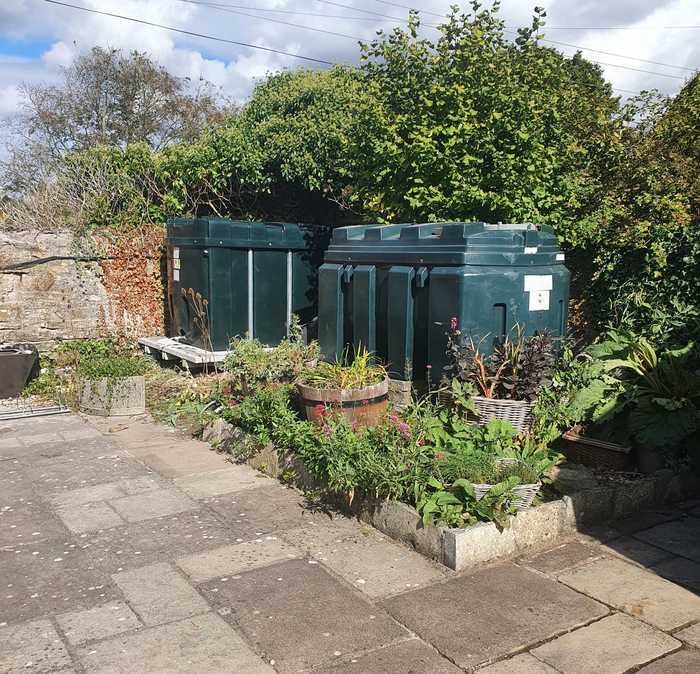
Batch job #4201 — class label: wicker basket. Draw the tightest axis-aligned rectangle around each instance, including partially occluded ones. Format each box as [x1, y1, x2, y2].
[471, 481, 540, 511]
[468, 396, 535, 433]
[560, 431, 632, 471]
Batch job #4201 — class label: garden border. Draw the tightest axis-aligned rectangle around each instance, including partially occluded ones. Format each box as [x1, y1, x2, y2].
[203, 418, 699, 571]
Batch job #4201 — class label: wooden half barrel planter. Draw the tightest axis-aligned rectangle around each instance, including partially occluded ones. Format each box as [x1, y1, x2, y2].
[79, 375, 146, 416]
[296, 378, 389, 428]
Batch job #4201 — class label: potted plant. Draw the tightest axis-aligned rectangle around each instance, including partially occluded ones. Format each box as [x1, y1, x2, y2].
[78, 354, 150, 416]
[296, 349, 389, 428]
[442, 324, 557, 433]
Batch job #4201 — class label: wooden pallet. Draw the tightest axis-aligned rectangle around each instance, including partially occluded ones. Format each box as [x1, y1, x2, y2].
[138, 336, 227, 365]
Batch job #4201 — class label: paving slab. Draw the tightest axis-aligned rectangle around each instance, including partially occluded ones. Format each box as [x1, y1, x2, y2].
[675, 622, 700, 648]
[637, 649, 700, 673]
[117, 475, 165, 494]
[281, 517, 372, 551]
[0, 502, 70, 546]
[311, 638, 462, 673]
[600, 537, 676, 568]
[0, 465, 35, 506]
[108, 488, 198, 523]
[635, 517, 700, 563]
[199, 558, 408, 673]
[136, 444, 229, 477]
[26, 451, 147, 495]
[206, 484, 328, 538]
[478, 653, 559, 673]
[309, 529, 446, 598]
[381, 562, 607, 671]
[652, 556, 700, 592]
[50, 482, 127, 508]
[112, 561, 210, 626]
[1, 540, 121, 624]
[83, 509, 235, 573]
[558, 557, 700, 630]
[56, 600, 141, 645]
[532, 613, 680, 674]
[0, 618, 73, 673]
[174, 465, 266, 498]
[55, 501, 125, 534]
[20, 431, 66, 447]
[177, 539, 300, 582]
[77, 613, 274, 673]
[517, 541, 602, 576]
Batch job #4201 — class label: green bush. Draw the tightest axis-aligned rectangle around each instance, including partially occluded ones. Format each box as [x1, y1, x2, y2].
[77, 355, 150, 380]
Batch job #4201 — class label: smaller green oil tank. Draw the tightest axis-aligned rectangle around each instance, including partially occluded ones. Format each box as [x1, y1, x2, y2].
[167, 218, 329, 351]
[318, 222, 570, 383]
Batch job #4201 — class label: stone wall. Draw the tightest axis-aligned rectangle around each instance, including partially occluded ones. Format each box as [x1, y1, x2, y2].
[0, 229, 164, 349]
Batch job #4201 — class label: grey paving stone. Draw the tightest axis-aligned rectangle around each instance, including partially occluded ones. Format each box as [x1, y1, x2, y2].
[382, 562, 607, 671]
[1, 540, 121, 623]
[177, 539, 300, 583]
[83, 509, 234, 573]
[675, 622, 700, 648]
[652, 556, 700, 592]
[206, 484, 329, 538]
[601, 537, 676, 568]
[21, 431, 65, 446]
[56, 501, 125, 534]
[0, 618, 73, 673]
[174, 465, 266, 498]
[108, 488, 198, 523]
[0, 436, 23, 456]
[77, 613, 274, 673]
[199, 558, 408, 673]
[0, 465, 35, 506]
[56, 600, 141, 645]
[60, 427, 103, 441]
[136, 443, 229, 477]
[0, 502, 69, 546]
[608, 509, 683, 536]
[309, 530, 446, 598]
[635, 517, 700, 563]
[50, 482, 126, 508]
[282, 517, 371, 552]
[312, 638, 462, 673]
[517, 541, 602, 575]
[118, 475, 164, 495]
[637, 650, 700, 673]
[532, 613, 680, 674]
[478, 653, 559, 673]
[558, 557, 700, 630]
[112, 561, 209, 626]
[27, 451, 147, 494]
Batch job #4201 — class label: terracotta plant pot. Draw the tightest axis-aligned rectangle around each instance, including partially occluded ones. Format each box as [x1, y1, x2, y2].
[296, 378, 389, 428]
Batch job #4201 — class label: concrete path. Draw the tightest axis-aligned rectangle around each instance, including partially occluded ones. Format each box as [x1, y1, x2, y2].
[0, 413, 698, 673]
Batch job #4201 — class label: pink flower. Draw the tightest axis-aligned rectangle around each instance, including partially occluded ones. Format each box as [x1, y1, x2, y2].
[322, 424, 332, 435]
[397, 422, 411, 439]
[417, 438, 425, 446]
[361, 399, 369, 406]
[227, 400, 236, 408]
[222, 385, 231, 395]
[450, 317, 457, 331]
[314, 403, 327, 417]
[350, 418, 358, 431]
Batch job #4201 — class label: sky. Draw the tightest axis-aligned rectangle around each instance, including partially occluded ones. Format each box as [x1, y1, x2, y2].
[0, 0, 698, 121]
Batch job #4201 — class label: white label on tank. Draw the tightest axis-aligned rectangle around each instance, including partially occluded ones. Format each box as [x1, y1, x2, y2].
[173, 269, 180, 282]
[524, 246, 538, 255]
[556, 253, 565, 261]
[524, 275, 552, 292]
[173, 247, 179, 259]
[529, 290, 550, 311]
[173, 258, 181, 269]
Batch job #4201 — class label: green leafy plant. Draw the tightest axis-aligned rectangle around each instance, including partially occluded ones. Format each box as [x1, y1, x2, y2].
[77, 355, 150, 380]
[300, 348, 386, 390]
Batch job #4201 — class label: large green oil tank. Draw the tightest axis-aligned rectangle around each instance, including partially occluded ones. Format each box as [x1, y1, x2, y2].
[318, 222, 570, 383]
[167, 218, 329, 351]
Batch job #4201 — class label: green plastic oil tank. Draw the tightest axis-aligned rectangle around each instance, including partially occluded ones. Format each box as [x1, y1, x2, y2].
[318, 222, 570, 383]
[167, 218, 329, 351]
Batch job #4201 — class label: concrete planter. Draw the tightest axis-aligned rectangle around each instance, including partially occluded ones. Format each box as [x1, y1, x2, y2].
[79, 375, 145, 416]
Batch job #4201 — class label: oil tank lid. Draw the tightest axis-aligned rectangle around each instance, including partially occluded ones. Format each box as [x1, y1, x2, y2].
[167, 218, 325, 250]
[324, 222, 565, 266]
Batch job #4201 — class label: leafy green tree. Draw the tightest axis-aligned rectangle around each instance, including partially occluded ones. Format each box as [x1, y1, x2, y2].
[349, 2, 622, 242]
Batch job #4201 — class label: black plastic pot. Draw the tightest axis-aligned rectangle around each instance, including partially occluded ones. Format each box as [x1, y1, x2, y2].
[0, 344, 40, 399]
